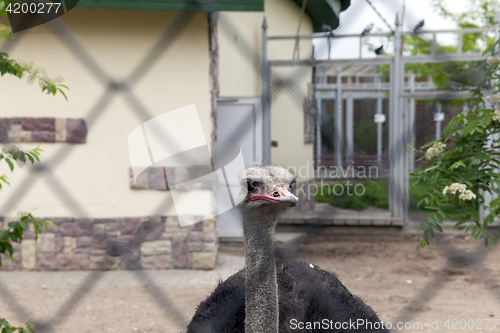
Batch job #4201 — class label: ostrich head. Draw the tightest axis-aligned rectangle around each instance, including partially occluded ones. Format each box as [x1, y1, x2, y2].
[238, 165, 298, 226]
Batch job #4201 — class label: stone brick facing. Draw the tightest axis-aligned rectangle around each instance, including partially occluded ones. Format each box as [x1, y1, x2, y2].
[0, 117, 87, 143]
[0, 216, 217, 271]
[23, 117, 55, 131]
[66, 118, 87, 143]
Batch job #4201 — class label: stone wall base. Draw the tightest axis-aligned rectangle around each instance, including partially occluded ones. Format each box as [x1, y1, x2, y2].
[0, 216, 218, 271]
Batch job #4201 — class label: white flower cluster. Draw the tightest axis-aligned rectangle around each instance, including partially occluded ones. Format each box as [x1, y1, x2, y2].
[487, 56, 500, 66]
[425, 142, 446, 160]
[442, 183, 476, 200]
[492, 108, 500, 122]
[486, 95, 500, 106]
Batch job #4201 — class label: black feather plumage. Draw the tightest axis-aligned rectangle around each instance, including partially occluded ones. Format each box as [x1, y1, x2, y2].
[187, 261, 388, 333]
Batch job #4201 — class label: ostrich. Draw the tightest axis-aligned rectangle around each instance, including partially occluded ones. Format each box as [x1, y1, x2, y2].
[187, 166, 388, 333]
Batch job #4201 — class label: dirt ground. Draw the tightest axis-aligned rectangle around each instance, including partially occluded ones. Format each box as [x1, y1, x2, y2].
[0, 232, 499, 333]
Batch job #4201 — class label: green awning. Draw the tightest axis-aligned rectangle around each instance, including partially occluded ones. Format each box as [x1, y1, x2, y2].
[74, 0, 350, 32]
[291, 0, 350, 32]
[75, 0, 264, 12]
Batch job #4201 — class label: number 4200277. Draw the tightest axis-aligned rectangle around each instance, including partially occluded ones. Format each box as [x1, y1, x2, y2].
[6, 2, 62, 14]
[443, 319, 498, 330]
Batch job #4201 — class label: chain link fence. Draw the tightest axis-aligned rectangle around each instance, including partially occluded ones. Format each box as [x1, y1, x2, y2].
[0, 2, 500, 332]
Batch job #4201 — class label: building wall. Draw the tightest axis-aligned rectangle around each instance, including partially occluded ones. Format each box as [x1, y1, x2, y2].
[0, 216, 217, 271]
[0, 2, 320, 269]
[0, 9, 212, 218]
[218, 0, 315, 179]
[218, 0, 313, 97]
[0, 9, 216, 269]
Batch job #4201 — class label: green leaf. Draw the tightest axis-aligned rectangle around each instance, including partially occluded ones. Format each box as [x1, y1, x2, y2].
[455, 220, 470, 227]
[20, 220, 28, 230]
[4, 158, 13, 171]
[490, 196, 500, 207]
[449, 160, 466, 170]
[423, 230, 429, 245]
[0, 230, 8, 240]
[4, 242, 13, 256]
[25, 153, 34, 164]
[57, 88, 68, 101]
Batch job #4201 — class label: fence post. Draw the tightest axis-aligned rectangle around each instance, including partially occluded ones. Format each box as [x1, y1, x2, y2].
[409, 73, 415, 173]
[261, 17, 271, 165]
[335, 65, 343, 169]
[376, 77, 383, 165]
[435, 102, 443, 140]
[346, 96, 354, 165]
[389, 13, 403, 217]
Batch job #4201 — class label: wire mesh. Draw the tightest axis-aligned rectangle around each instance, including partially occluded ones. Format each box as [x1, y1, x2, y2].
[0, 3, 500, 333]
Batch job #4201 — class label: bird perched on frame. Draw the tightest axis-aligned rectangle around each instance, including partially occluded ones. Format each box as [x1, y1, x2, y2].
[374, 45, 384, 55]
[413, 20, 425, 33]
[322, 23, 333, 33]
[361, 23, 374, 35]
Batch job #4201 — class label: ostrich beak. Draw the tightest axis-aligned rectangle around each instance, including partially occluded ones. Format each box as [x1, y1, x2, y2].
[249, 187, 299, 207]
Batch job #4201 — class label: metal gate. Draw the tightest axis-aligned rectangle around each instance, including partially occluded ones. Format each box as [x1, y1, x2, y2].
[262, 15, 499, 227]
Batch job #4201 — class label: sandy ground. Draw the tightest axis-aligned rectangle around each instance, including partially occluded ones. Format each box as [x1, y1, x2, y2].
[0, 232, 499, 333]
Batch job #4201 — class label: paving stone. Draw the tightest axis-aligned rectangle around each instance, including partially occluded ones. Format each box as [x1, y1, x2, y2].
[36, 253, 56, 271]
[22, 117, 55, 131]
[131, 168, 149, 189]
[89, 255, 121, 270]
[56, 254, 89, 270]
[60, 221, 93, 237]
[0, 118, 9, 142]
[55, 118, 66, 141]
[172, 237, 189, 268]
[32, 131, 55, 142]
[76, 236, 92, 248]
[189, 231, 215, 242]
[0, 252, 22, 271]
[121, 217, 139, 235]
[141, 220, 166, 241]
[64, 237, 76, 254]
[165, 216, 183, 233]
[55, 237, 64, 253]
[140, 240, 172, 256]
[203, 218, 216, 233]
[21, 240, 36, 270]
[188, 242, 203, 252]
[103, 221, 121, 231]
[141, 255, 172, 270]
[148, 167, 168, 190]
[8, 130, 32, 142]
[66, 118, 87, 143]
[202, 243, 215, 252]
[9, 118, 21, 125]
[191, 252, 216, 270]
[37, 233, 56, 253]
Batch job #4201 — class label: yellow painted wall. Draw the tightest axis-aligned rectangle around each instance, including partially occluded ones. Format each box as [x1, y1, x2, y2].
[0, 0, 317, 220]
[218, 0, 314, 97]
[218, 0, 315, 179]
[0, 9, 211, 218]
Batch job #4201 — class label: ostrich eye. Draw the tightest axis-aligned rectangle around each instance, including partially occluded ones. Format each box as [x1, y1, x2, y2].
[247, 179, 259, 192]
[289, 181, 296, 191]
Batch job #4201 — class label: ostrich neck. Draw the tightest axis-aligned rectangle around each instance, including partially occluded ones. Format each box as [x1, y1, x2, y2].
[242, 212, 278, 333]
